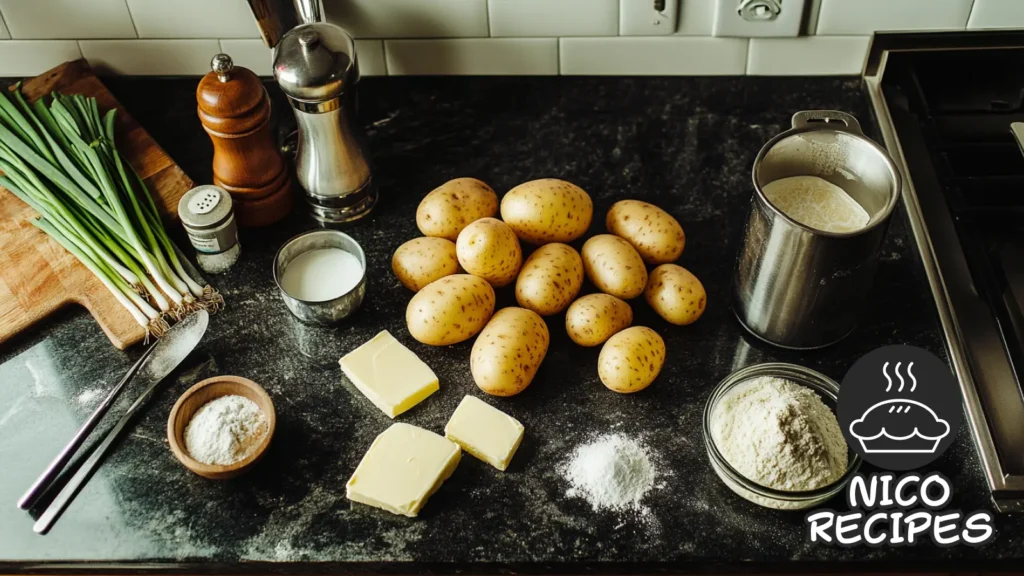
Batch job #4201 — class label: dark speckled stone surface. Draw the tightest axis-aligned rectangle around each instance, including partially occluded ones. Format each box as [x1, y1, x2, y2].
[0, 76, 1021, 573]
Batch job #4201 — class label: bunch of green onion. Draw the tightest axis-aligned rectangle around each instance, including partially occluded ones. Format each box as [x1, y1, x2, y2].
[0, 84, 222, 339]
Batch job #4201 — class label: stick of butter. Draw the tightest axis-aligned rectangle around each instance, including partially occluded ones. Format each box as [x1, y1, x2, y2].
[346, 423, 461, 517]
[444, 395, 524, 471]
[338, 330, 439, 418]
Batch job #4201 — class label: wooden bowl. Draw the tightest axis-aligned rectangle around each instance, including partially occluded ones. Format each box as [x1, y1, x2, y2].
[167, 375, 276, 479]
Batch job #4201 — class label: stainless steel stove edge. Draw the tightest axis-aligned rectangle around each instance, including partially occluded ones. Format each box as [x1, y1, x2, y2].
[864, 44, 1024, 513]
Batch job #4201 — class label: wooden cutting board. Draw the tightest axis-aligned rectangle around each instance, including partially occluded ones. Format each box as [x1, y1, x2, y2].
[0, 59, 195, 350]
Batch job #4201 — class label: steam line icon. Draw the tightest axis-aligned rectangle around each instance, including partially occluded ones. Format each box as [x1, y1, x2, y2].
[882, 361, 917, 392]
[849, 360, 950, 454]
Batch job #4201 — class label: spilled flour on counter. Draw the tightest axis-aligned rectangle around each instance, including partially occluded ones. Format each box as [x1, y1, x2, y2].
[76, 387, 103, 408]
[561, 433, 660, 520]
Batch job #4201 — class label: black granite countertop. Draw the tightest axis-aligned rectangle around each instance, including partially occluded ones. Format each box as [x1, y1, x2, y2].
[0, 76, 1020, 573]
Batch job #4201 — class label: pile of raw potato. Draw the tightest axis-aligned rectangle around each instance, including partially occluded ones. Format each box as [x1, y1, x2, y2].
[391, 178, 706, 397]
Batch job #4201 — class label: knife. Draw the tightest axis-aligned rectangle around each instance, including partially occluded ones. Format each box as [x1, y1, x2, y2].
[17, 344, 158, 510]
[33, 309, 209, 535]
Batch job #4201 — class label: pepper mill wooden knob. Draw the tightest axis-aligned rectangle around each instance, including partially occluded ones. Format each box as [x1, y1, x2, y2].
[197, 53, 293, 227]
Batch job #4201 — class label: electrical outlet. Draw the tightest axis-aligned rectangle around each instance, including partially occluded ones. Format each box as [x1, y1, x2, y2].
[712, 0, 804, 37]
[620, 0, 679, 36]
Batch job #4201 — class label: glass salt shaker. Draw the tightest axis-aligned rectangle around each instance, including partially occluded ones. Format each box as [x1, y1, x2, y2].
[178, 185, 241, 274]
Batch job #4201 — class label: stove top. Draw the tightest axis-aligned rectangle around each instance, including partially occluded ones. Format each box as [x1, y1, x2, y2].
[869, 33, 1024, 510]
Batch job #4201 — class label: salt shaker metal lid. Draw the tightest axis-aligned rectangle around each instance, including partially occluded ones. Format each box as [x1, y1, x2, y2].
[273, 23, 357, 103]
[179, 185, 234, 230]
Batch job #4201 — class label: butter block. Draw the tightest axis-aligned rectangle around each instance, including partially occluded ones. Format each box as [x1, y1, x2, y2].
[444, 395, 524, 471]
[346, 423, 461, 517]
[339, 330, 439, 418]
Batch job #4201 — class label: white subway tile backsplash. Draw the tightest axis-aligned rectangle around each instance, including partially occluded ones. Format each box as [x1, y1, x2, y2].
[218, 39, 272, 76]
[675, 0, 715, 36]
[0, 0, 136, 39]
[80, 39, 221, 75]
[560, 36, 747, 75]
[0, 40, 81, 76]
[324, 0, 489, 39]
[968, 0, 1024, 29]
[127, 0, 259, 39]
[490, 0, 617, 37]
[747, 36, 870, 75]
[355, 40, 387, 76]
[386, 38, 557, 75]
[816, 0, 972, 35]
[0, 0, 1008, 78]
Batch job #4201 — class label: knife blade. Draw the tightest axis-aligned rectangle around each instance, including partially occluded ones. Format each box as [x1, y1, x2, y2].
[33, 310, 210, 535]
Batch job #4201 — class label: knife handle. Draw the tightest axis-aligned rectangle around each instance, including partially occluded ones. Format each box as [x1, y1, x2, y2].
[33, 400, 134, 534]
[17, 344, 155, 511]
[33, 363, 168, 536]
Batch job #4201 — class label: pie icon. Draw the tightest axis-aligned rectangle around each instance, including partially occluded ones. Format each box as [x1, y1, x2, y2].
[848, 398, 951, 454]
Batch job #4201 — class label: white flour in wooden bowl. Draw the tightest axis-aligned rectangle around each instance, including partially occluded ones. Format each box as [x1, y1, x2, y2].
[185, 395, 268, 465]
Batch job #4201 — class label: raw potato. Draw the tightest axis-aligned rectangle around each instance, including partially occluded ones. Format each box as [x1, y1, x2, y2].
[471, 307, 550, 397]
[565, 293, 632, 347]
[606, 200, 686, 265]
[581, 234, 648, 300]
[500, 179, 593, 244]
[392, 237, 460, 292]
[645, 264, 706, 326]
[406, 274, 495, 346]
[456, 218, 522, 288]
[515, 243, 584, 316]
[416, 178, 499, 241]
[598, 326, 665, 394]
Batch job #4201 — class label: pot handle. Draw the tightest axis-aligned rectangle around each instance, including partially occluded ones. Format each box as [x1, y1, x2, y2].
[791, 110, 862, 135]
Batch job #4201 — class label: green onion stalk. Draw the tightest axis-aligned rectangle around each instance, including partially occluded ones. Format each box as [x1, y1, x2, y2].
[0, 84, 222, 338]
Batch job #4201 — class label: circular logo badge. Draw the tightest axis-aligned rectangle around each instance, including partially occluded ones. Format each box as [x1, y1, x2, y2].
[837, 345, 961, 471]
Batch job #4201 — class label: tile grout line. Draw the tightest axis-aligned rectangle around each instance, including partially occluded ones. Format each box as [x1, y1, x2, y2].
[965, 0, 978, 28]
[485, 0, 491, 37]
[122, 0, 141, 39]
[744, 37, 754, 75]
[382, 39, 393, 76]
[378, 39, 389, 76]
[556, 37, 562, 75]
[804, 0, 824, 35]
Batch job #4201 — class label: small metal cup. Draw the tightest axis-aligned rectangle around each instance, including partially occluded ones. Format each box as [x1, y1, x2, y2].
[733, 111, 901, 349]
[273, 229, 367, 325]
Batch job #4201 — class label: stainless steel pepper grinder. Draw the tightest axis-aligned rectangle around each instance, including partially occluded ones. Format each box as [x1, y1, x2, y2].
[247, 0, 376, 224]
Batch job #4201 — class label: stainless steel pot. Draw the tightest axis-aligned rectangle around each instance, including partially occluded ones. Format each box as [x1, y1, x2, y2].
[733, 110, 901, 349]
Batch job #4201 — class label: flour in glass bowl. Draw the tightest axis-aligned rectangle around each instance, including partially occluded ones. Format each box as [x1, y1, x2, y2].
[710, 376, 847, 492]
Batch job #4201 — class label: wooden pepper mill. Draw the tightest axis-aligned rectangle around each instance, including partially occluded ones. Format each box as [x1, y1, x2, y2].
[197, 53, 293, 227]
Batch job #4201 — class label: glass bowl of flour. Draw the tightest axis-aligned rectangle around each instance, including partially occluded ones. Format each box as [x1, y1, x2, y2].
[703, 362, 861, 510]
